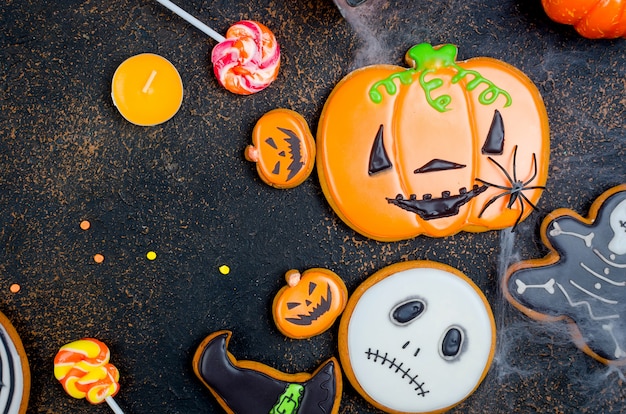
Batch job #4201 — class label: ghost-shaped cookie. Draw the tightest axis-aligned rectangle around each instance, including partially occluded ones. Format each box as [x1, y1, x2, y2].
[504, 185, 626, 365]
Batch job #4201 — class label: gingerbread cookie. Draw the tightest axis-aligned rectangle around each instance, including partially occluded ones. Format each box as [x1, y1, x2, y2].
[504, 184, 626, 365]
[317, 43, 550, 240]
[338, 261, 496, 413]
[193, 330, 342, 413]
[0, 311, 30, 414]
[272, 268, 348, 339]
[246, 109, 316, 189]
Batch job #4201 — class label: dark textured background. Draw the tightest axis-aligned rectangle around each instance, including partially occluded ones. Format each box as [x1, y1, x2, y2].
[0, 0, 624, 412]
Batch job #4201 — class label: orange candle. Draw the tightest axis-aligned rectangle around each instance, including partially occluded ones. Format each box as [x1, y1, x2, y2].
[111, 53, 183, 126]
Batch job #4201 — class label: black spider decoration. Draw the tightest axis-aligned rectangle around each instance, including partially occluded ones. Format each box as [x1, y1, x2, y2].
[476, 145, 545, 231]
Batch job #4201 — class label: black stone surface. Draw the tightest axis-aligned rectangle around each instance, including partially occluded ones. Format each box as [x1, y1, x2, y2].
[0, 0, 624, 413]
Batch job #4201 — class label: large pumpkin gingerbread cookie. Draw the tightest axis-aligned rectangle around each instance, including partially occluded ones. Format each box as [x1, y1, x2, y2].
[317, 43, 550, 240]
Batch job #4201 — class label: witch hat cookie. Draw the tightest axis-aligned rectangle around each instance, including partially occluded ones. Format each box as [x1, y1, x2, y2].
[193, 330, 342, 413]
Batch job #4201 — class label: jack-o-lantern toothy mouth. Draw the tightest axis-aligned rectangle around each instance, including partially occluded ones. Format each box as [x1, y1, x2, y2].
[364, 347, 429, 397]
[387, 185, 488, 220]
[285, 284, 333, 326]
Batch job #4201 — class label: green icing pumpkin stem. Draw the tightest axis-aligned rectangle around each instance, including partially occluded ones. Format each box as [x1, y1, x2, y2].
[369, 43, 512, 112]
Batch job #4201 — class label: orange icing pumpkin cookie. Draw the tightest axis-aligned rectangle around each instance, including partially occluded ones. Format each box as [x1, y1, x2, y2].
[193, 330, 342, 413]
[272, 268, 348, 339]
[246, 109, 316, 189]
[0, 310, 30, 414]
[317, 43, 550, 241]
[504, 184, 626, 365]
[338, 261, 496, 413]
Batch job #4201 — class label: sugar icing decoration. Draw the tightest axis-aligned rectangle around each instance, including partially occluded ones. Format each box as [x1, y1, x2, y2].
[338, 261, 496, 413]
[317, 43, 550, 240]
[193, 330, 342, 413]
[246, 109, 315, 189]
[369, 43, 512, 112]
[504, 185, 626, 365]
[272, 268, 348, 339]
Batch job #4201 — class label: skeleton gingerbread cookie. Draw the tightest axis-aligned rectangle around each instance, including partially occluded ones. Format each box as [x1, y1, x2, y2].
[338, 261, 496, 413]
[317, 43, 550, 240]
[504, 185, 626, 365]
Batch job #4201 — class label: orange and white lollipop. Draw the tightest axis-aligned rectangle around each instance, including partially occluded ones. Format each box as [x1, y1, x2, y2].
[54, 338, 124, 414]
[155, 0, 280, 95]
[211, 21, 280, 95]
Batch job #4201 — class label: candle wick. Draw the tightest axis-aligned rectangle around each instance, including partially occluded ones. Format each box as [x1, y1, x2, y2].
[142, 70, 158, 93]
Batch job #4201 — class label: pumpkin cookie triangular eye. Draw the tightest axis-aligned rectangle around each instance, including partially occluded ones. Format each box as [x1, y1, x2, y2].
[308, 282, 317, 295]
[482, 110, 505, 155]
[369, 124, 392, 175]
[287, 302, 300, 310]
[265, 137, 278, 149]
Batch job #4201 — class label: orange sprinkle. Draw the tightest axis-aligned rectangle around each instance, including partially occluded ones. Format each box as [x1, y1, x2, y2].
[93, 254, 105, 263]
[80, 220, 91, 230]
[9, 284, 20, 293]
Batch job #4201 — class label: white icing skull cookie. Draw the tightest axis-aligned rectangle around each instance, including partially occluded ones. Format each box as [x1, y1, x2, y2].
[338, 261, 496, 413]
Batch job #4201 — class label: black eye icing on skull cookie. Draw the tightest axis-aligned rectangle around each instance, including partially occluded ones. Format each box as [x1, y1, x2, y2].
[504, 184, 626, 365]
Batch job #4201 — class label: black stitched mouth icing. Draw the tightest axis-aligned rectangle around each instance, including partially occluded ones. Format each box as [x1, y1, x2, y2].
[386, 185, 487, 220]
[364, 348, 429, 397]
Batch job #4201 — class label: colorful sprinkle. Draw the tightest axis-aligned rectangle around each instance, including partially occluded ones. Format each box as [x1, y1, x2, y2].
[146, 251, 157, 261]
[80, 220, 91, 230]
[10, 283, 20, 293]
[93, 254, 105, 264]
[219, 265, 230, 275]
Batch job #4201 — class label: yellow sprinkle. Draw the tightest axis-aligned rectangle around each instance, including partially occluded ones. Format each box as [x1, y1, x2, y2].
[219, 265, 230, 275]
[146, 251, 157, 261]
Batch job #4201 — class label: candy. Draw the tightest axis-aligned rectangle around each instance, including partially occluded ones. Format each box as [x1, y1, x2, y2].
[54, 339, 121, 406]
[211, 21, 280, 95]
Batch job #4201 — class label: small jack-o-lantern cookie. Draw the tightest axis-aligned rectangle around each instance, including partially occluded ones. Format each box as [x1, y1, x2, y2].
[246, 109, 316, 189]
[193, 330, 342, 413]
[0, 310, 30, 414]
[273, 268, 348, 339]
[504, 184, 626, 365]
[317, 43, 550, 240]
[339, 261, 496, 413]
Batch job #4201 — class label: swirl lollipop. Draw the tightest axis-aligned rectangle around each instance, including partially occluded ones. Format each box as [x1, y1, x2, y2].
[54, 338, 124, 414]
[155, 0, 280, 95]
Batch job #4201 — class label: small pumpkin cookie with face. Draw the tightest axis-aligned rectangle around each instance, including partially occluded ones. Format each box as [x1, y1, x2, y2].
[273, 268, 348, 339]
[246, 109, 316, 189]
[317, 43, 550, 240]
[339, 261, 496, 413]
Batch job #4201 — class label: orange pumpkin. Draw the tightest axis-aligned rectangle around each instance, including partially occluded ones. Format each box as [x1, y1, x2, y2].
[272, 268, 348, 339]
[317, 43, 550, 241]
[542, 0, 626, 39]
[245, 109, 315, 189]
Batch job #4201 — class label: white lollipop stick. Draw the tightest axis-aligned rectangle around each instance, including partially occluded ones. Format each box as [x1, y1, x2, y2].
[155, 0, 226, 43]
[105, 396, 125, 414]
